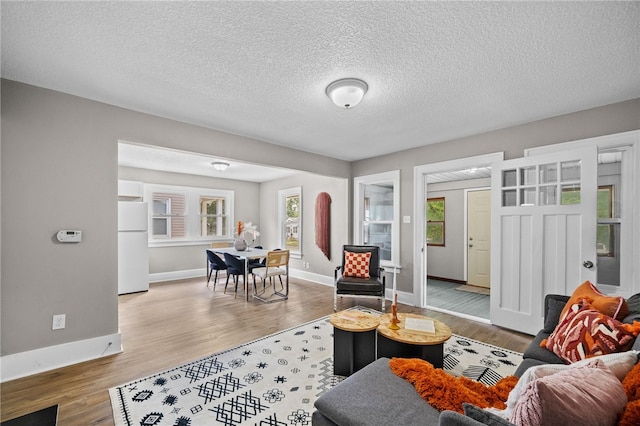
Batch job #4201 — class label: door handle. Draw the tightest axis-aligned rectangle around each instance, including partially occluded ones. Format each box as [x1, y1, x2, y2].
[583, 260, 594, 269]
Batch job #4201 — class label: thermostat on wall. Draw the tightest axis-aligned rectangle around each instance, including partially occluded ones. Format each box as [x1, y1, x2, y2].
[57, 230, 82, 243]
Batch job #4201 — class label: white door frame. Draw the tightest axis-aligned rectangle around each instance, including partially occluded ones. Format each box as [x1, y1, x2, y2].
[413, 152, 504, 308]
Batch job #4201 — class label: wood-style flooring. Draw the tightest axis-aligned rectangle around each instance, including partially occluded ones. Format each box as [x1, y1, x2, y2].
[0, 276, 533, 425]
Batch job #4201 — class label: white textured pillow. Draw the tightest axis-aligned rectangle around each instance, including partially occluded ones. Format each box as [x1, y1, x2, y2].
[502, 351, 637, 419]
[509, 359, 627, 426]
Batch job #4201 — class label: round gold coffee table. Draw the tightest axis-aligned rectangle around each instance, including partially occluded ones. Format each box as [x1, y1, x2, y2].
[330, 310, 380, 376]
[377, 313, 452, 368]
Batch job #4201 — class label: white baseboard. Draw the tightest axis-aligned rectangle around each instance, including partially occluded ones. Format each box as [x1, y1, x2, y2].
[385, 289, 413, 306]
[289, 269, 333, 286]
[0, 332, 122, 383]
[150, 267, 335, 287]
[148, 268, 413, 305]
[149, 268, 206, 283]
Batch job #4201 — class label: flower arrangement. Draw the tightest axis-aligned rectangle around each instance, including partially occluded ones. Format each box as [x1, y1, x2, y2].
[236, 220, 260, 243]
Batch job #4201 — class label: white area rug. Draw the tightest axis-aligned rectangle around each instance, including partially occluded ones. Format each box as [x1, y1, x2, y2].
[109, 310, 522, 426]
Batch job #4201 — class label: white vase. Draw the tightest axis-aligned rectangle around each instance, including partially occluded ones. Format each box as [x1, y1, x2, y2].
[234, 238, 247, 251]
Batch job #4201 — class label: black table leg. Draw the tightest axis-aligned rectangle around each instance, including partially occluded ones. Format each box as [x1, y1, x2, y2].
[333, 328, 377, 376]
[377, 334, 444, 368]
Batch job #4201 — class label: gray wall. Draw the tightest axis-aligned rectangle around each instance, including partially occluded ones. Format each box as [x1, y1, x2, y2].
[118, 166, 261, 275]
[260, 173, 349, 278]
[118, 167, 349, 279]
[352, 98, 640, 294]
[1, 79, 349, 357]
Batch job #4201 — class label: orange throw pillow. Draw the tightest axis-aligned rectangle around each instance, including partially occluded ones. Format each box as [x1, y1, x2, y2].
[389, 357, 517, 414]
[560, 281, 628, 321]
[343, 251, 371, 278]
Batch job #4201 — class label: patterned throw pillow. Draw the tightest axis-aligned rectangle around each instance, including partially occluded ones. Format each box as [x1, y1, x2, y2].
[545, 300, 640, 363]
[343, 251, 371, 278]
[560, 280, 628, 321]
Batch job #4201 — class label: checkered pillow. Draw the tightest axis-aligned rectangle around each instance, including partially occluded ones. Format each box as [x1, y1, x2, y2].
[343, 251, 371, 279]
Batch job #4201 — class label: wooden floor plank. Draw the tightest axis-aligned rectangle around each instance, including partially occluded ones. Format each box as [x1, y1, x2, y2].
[1, 277, 532, 425]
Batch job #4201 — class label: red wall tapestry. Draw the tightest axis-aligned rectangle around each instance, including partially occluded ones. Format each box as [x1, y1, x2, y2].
[315, 192, 331, 260]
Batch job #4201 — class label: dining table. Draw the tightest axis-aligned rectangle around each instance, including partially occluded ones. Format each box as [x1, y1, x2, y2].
[208, 247, 270, 301]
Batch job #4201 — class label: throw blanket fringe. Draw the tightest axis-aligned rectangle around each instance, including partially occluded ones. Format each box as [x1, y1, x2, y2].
[389, 358, 517, 414]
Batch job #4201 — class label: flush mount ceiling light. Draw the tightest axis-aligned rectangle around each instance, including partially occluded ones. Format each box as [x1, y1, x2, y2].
[326, 78, 368, 109]
[211, 161, 230, 171]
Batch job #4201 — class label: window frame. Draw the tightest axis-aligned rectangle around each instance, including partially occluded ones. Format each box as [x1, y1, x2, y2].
[199, 195, 228, 239]
[596, 184, 615, 257]
[144, 183, 234, 246]
[278, 187, 302, 259]
[353, 170, 400, 267]
[426, 197, 445, 247]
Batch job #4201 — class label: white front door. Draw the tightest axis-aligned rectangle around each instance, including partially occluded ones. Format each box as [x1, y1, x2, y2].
[467, 190, 491, 288]
[490, 147, 597, 335]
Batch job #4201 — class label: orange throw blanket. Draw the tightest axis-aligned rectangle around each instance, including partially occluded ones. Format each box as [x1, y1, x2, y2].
[389, 358, 518, 414]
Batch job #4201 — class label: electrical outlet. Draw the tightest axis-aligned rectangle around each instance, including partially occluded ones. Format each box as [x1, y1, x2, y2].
[52, 314, 66, 330]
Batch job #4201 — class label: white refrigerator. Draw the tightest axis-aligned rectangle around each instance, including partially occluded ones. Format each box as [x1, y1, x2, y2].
[118, 201, 149, 294]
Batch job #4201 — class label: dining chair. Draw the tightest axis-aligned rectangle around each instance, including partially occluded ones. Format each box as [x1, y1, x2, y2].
[247, 245, 265, 272]
[206, 250, 228, 290]
[223, 252, 247, 298]
[251, 250, 290, 303]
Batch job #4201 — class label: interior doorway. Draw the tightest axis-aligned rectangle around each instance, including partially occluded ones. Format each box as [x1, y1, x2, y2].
[413, 152, 504, 323]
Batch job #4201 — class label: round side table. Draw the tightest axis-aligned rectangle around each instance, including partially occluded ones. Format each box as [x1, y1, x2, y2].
[377, 313, 452, 368]
[329, 310, 380, 376]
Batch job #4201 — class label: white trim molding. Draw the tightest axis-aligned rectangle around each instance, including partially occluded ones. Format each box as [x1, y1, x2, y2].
[413, 152, 505, 308]
[353, 170, 401, 268]
[149, 268, 205, 283]
[1, 332, 122, 383]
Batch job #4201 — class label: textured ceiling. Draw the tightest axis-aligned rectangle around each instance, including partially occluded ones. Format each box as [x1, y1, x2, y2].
[2, 1, 639, 164]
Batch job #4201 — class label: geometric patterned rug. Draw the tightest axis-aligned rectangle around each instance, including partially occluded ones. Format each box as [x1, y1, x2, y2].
[109, 309, 522, 426]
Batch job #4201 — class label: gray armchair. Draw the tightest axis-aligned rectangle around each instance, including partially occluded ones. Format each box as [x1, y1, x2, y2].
[334, 245, 385, 311]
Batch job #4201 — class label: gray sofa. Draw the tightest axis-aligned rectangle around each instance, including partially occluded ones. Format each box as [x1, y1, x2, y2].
[312, 293, 640, 426]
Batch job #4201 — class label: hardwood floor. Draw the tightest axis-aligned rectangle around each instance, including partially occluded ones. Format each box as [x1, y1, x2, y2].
[0, 276, 533, 425]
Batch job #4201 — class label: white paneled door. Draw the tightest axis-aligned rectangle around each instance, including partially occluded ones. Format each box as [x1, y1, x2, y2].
[467, 190, 491, 288]
[490, 148, 597, 335]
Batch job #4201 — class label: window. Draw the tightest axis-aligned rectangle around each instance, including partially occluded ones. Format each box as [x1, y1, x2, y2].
[426, 197, 445, 246]
[278, 187, 302, 258]
[200, 196, 227, 237]
[501, 160, 583, 207]
[597, 185, 615, 257]
[151, 192, 185, 238]
[145, 184, 234, 245]
[354, 171, 400, 266]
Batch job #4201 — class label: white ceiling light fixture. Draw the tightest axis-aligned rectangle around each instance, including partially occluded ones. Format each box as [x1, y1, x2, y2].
[211, 161, 230, 171]
[326, 78, 368, 109]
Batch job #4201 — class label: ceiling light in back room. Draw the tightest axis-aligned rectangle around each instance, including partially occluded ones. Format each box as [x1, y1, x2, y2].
[326, 78, 368, 109]
[211, 161, 230, 171]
